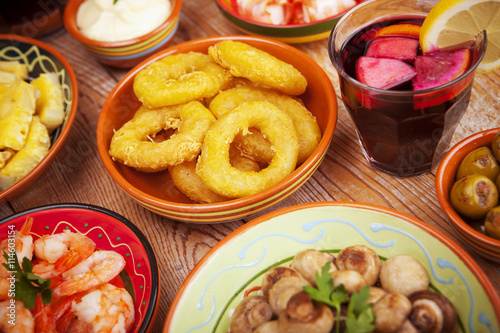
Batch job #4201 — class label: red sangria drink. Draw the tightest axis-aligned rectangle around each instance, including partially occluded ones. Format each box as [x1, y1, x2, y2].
[328, 0, 486, 177]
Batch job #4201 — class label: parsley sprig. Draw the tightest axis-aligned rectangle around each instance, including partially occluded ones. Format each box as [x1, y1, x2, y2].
[2, 250, 52, 309]
[303, 261, 375, 333]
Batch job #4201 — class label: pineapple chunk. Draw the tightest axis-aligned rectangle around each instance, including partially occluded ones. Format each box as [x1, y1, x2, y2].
[0, 81, 38, 150]
[31, 73, 65, 132]
[0, 70, 20, 84]
[0, 116, 50, 191]
[0, 61, 28, 81]
[0, 149, 14, 169]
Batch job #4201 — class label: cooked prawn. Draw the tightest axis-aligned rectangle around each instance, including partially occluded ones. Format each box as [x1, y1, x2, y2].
[68, 283, 135, 333]
[52, 250, 126, 297]
[32, 229, 96, 279]
[0, 300, 34, 333]
[0, 218, 34, 278]
[33, 294, 57, 333]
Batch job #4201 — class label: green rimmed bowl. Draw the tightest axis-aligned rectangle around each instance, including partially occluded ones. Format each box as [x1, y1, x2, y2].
[164, 201, 500, 332]
[215, 0, 364, 43]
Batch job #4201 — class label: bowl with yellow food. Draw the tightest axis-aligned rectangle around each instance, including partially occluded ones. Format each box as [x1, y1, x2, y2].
[64, 0, 182, 68]
[0, 34, 78, 204]
[97, 35, 337, 223]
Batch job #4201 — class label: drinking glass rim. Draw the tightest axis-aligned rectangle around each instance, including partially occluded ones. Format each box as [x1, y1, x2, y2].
[327, 1, 487, 96]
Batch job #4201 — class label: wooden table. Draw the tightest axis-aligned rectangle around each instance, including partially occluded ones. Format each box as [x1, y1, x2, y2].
[1, 0, 499, 331]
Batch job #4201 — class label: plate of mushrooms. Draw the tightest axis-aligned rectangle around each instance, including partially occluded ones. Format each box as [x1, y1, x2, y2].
[163, 201, 500, 333]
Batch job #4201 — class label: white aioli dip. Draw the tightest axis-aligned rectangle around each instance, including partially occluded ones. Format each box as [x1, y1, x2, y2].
[76, 0, 172, 42]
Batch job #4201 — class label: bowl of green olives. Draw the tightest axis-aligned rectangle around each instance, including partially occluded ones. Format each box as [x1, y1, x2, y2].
[436, 128, 500, 263]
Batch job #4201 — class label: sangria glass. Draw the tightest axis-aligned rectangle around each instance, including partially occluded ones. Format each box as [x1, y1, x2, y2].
[328, 0, 486, 177]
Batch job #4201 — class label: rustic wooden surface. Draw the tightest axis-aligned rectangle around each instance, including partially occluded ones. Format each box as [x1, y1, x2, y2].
[1, 0, 500, 331]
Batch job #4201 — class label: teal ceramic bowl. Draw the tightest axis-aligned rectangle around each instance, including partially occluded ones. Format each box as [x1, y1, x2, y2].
[63, 0, 182, 68]
[164, 201, 500, 332]
[215, 0, 364, 43]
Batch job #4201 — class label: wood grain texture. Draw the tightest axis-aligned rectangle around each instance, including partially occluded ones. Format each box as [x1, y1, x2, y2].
[0, 0, 499, 331]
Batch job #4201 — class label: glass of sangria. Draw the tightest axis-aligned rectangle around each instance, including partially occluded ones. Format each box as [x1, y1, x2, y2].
[328, 0, 486, 177]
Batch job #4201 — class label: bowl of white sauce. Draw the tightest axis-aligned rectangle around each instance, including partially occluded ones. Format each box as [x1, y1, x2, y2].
[64, 0, 182, 68]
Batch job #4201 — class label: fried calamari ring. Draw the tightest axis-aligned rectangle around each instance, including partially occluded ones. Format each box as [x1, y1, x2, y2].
[109, 101, 215, 172]
[209, 86, 321, 165]
[197, 101, 299, 198]
[133, 52, 233, 108]
[168, 146, 260, 204]
[208, 40, 307, 96]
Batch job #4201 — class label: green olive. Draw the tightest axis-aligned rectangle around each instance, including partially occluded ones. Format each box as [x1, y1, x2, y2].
[485, 206, 500, 240]
[450, 174, 499, 220]
[456, 146, 500, 182]
[492, 131, 500, 162]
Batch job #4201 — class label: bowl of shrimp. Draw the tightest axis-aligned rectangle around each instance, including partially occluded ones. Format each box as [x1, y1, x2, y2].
[214, 0, 365, 43]
[0, 203, 160, 333]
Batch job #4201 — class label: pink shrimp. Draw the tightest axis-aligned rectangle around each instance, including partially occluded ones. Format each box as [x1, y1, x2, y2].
[32, 229, 96, 279]
[292, 0, 357, 23]
[0, 217, 34, 278]
[0, 300, 34, 333]
[52, 250, 126, 297]
[234, 0, 294, 25]
[67, 283, 135, 333]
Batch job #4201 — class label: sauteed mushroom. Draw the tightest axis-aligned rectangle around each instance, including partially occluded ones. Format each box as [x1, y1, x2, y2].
[278, 291, 335, 333]
[379, 254, 429, 296]
[229, 295, 274, 333]
[261, 266, 306, 298]
[372, 292, 412, 333]
[336, 245, 381, 285]
[291, 249, 337, 286]
[408, 290, 458, 333]
[330, 269, 367, 294]
[366, 286, 387, 305]
[268, 276, 310, 315]
[254, 320, 280, 333]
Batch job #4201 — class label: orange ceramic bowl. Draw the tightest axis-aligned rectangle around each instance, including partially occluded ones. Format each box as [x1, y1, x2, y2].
[0, 203, 160, 332]
[96, 35, 337, 223]
[63, 0, 182, 68]
[0, 34, 78, 204]
[436, 128, 500, 263]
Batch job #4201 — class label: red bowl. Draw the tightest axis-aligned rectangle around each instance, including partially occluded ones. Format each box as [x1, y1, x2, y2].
[0, 203, 160, 332]
[436, 128, 500, 263]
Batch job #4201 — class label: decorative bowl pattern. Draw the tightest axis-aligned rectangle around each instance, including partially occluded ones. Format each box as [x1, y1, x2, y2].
[214, 0, 364, 43]
[436, 128, 500, 263]
[63, 0, 182, 68]
[0, 203, 160, 333]
[96, 35, 337, 223]
[164, 202, 500, 332]
[0, 34, 78, 204]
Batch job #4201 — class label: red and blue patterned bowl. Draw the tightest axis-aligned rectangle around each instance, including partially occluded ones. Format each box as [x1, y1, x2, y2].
[0, 203, 160, 332]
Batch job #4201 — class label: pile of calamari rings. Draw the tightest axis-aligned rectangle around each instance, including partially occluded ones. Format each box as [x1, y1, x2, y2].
[109, 40, 322, 203]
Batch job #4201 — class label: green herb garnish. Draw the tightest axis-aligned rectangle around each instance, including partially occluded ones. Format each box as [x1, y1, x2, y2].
[2, 250, 52, 309]
[303, 261, 375, 333]
[113, 0, 119, 3]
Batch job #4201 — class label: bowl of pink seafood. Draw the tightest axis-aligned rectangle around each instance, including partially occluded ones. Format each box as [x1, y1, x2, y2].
[0, 203, 160, 332]
[215, 0, 364, 43]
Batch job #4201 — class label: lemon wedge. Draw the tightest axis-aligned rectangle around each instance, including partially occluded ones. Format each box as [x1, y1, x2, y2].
[420, 0, 500, 73]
